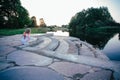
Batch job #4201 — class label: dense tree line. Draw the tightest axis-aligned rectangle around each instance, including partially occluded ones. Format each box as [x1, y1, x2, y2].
[69, 7, 120, 35]
[0, 0, 31, 29]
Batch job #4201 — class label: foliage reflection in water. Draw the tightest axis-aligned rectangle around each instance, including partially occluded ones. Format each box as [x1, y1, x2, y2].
[70, 29, 120, 61]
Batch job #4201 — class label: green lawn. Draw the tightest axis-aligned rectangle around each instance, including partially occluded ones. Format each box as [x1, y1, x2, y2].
[0, 28, 46, 36]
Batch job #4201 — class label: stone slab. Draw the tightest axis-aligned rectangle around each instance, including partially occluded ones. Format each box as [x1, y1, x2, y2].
[0, 62, 14, 71]
[35, 37, 51, 49]
[0, 35, 21, 46]
[0, 66, 64, 80]
[55, 39, 69, 54]
[44, 37, 60, 51]
[0, 46, 16, 56]
[81, 70, 112, 80]
[79, 44, 95, 57]
[0, 56, 6, 61]
[49, 61, 91, 77]
[7, 50, 53, 66]
[67, 40, 78, 55]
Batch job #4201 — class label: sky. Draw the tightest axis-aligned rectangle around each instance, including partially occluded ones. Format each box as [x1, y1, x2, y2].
[21, 0, 120, 26]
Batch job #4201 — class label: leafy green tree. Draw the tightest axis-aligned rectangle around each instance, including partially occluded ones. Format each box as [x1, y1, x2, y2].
[69, 7, 118, 35]
[0, 0, 31, 29]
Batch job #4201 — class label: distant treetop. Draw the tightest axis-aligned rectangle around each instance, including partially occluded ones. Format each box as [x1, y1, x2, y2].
[0, 0, 31, 29]
[69, 6, 119, 29]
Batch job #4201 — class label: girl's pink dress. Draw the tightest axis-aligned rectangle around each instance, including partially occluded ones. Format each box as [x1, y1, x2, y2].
[21, 32, 30, 45]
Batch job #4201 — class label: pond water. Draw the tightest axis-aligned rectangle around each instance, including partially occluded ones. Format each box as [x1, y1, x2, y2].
[46, 30, 69, 36]
[102, 34, 120, 61]
[48, 30, 120, 61]
[73, 31, 120, 61]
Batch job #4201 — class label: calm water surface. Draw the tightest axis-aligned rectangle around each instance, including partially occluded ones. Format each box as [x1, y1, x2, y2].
[47, 30, 69, 36]
[102, 34, 120, 61]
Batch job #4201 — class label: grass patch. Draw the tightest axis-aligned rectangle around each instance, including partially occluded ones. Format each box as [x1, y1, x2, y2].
[0, 29, 24, 36]
[0, 27, 48, 36]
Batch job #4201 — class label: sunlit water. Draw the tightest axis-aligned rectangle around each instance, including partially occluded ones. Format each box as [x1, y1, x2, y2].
[46, 30, 69, 36]
[102, 34, 120, 61]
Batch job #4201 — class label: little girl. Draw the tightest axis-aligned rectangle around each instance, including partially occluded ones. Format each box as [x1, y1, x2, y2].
[21, 28, 31, 45]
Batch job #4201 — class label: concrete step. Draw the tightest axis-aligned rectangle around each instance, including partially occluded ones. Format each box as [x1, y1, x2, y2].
[34, 37, 52, 49]
[66, 39, 79, 55]
[44, 37, 60, 51]
[54, 37, 69, 54]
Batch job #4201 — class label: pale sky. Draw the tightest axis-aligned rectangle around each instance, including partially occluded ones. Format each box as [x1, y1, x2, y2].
[21, 0, 120, 26]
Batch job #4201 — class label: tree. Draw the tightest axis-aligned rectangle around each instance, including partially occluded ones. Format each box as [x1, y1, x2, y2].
[39, 18, 47, 27]
[0, 0, 31, 29]
[31, 16, 37, 27]
[69, 7, 117, 35]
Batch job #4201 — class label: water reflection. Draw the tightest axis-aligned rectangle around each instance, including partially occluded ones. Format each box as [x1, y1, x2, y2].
[70, 29, 120, 60]
[102, 34, 120, 60]
[47, 30, 69, 36]
[72, 31, 115, 49]
[118, 33, 120, 40]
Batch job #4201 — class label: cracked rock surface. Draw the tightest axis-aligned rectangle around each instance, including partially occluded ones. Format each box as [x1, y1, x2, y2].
[0, 34, 119, 80]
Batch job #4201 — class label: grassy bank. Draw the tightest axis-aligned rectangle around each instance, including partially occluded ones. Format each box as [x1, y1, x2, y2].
[0, 28, 47, 36]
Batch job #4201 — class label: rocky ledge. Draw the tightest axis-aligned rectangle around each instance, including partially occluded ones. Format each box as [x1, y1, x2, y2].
[0, 34, 120, 80]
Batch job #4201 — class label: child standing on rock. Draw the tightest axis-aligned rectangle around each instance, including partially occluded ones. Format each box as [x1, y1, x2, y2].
[21, 28, 31, 45]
